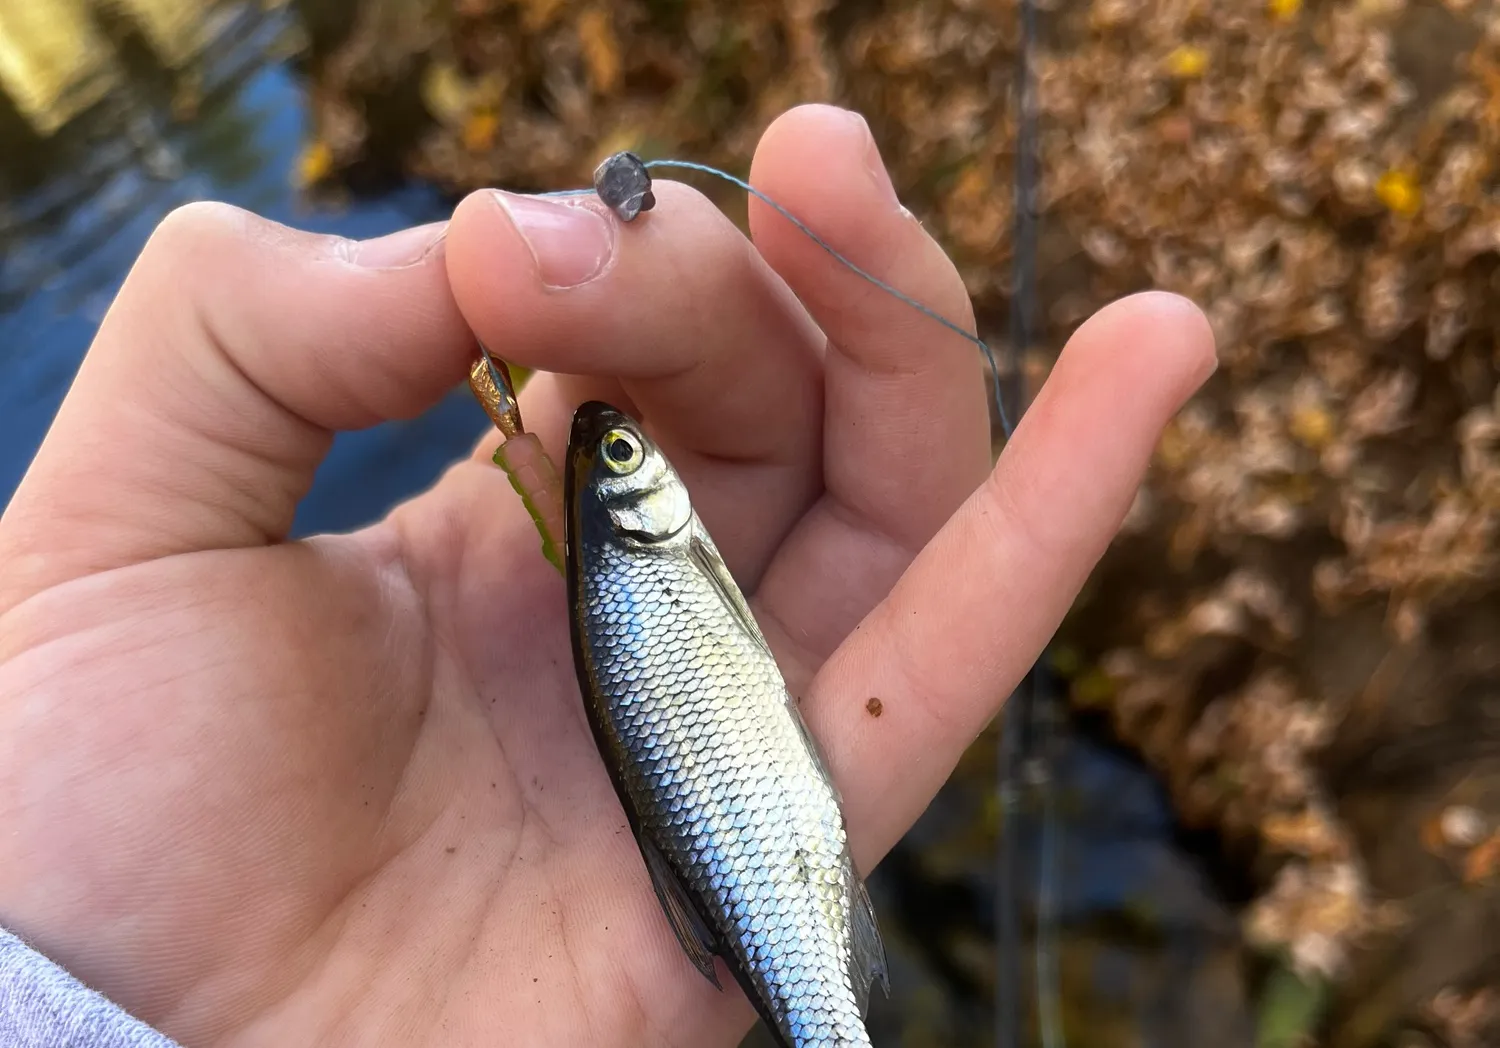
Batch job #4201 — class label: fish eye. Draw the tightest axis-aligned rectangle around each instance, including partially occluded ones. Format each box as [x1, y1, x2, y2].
[606, 435, 635, 463]
[601, 429, 642, 473]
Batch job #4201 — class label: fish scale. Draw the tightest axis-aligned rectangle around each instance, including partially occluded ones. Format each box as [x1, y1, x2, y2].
[583, 542, 865, 1043]
[565, 401, 886, 1048]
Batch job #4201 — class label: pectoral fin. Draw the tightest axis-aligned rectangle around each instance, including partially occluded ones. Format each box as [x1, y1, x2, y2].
[851, 877, 890, 1017]
[689, 518, 774, 659]
[639, 835, 723, 990]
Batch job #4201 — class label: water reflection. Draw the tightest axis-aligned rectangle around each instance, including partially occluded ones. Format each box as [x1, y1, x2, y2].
[840, 722, 1254, 1047]
[0, 0, 481, 534]
[0, 3, 1256, 1045]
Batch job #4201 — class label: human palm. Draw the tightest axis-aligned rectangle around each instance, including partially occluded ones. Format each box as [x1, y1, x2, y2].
[0, 105, 1214, 1048]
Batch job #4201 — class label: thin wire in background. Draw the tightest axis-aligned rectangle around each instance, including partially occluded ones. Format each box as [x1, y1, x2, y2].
[541, 159, 1013, 439]
[999, 0, 1067, 1044]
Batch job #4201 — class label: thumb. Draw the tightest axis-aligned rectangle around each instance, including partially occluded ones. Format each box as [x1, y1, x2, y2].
[0, 202, 477, 612]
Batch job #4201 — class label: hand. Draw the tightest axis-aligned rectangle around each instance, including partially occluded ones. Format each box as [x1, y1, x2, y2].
[0, 104, 1214, 1047]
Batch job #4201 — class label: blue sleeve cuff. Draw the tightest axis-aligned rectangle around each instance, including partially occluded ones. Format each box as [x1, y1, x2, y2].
[0, 927, 180, 1048]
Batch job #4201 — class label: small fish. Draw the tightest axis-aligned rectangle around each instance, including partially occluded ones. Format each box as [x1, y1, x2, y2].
[564, 401, 889, 1048]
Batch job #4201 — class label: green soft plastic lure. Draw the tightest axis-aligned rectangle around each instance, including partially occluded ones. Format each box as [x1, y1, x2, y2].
[468, 346, 564, 576]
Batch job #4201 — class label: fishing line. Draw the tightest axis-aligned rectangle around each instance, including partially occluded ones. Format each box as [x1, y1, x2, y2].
[523, 79, 1060, 1048]
[1033, 665, 1066, 1048]
[996, 680, 1027, 1048]
[999, 0, 1068, 1046]
[540, 155, 1015, 439]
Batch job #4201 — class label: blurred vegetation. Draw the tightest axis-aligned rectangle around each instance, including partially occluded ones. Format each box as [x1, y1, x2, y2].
[0, 0, 470, 535]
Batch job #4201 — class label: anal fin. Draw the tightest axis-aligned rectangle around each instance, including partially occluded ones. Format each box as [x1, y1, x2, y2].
[639, 835, 723, 990]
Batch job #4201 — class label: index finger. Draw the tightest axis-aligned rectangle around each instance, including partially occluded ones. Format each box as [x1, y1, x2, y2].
[444, 181, 825, 582]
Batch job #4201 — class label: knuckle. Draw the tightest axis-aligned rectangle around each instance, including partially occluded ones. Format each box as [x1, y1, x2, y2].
[649, 179, 765, 287]
[980, 458, 1059, 564]
[148, 200, 251, 254]
[657, 183, 750, 268]
[128, 203, 262, 337]
[653, 179, 747, 259]
[144, 202, 338, 274]
[651, 178, 720, 220]
[137, 202, 258, 285]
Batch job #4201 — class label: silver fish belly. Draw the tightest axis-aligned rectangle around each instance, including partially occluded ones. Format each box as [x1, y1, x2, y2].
[564, 401, 887, 1048]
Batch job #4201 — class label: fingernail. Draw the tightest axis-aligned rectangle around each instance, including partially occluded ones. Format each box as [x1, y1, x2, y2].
[349, 222, 448, 269]
[492, 191, 614, 289]
[845, 109, 899, 210]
